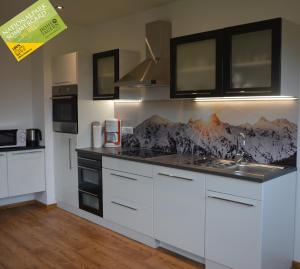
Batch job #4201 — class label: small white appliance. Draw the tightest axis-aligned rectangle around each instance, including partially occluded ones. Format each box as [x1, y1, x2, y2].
[104, 119, 121, 148]
[92, 122, 103, 148]
[0, 129, 26, 148]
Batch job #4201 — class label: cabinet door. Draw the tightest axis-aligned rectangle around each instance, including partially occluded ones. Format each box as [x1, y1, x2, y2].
[7, 150, 45, 197]
[54, 133, 78, 207]
[154, 166, 205, 256]
[205, 191, 262, 269]
[0, 153, 8, 199]
[52, 52, 78, 85]
[93, 49, 119, 100]
[170, 30, 222, 98]
[223, 18, 281, 96]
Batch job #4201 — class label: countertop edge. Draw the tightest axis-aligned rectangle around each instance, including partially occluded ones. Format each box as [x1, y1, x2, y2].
[0, 145, 45, 153]
[76, 148, 297, 183]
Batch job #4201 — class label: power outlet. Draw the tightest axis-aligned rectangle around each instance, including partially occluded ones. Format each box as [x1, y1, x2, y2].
[122, 126, 134, 135]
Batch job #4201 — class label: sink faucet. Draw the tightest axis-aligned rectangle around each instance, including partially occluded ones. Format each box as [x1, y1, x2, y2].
[235, 132, 246, 164]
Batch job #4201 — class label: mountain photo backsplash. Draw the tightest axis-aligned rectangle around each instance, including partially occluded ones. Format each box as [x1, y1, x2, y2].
[122, 113, 297, 166]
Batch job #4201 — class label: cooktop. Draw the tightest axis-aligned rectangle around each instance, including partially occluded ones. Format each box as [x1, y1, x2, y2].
[120, 148, 174, 159]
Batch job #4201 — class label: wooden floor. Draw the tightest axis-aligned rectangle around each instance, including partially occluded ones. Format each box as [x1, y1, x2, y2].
[0, 204, 204, 269]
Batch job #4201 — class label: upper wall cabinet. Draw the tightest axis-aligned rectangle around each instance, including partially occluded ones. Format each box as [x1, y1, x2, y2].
[93, 49, 140, 100]
[223, 18, 281, 96]
[93, 49, 119, 100]
[171, 30, 223, 98]
[171, 18, 300, 98]
[52, 52, 78, 86]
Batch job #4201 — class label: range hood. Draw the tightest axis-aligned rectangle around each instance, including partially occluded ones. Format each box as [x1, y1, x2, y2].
[115, 21, 171, 88]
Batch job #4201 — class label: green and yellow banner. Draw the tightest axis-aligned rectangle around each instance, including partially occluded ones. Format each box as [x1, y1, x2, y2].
[0, 0, 67, 61]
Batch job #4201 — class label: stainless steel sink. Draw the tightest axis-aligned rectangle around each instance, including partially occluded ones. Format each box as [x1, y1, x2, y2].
[207, 160, 285, 177]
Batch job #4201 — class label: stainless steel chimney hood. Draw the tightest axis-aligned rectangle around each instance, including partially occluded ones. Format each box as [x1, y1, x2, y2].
[115, 21, 171, 88]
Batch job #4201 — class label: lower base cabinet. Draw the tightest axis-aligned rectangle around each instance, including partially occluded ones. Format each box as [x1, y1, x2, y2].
[0, 153, 8, 199]
[205, 190, 262, 269]
[7, 150, 46, 197]
[103, 166, 154, 237]
[153, 166, 205, 257]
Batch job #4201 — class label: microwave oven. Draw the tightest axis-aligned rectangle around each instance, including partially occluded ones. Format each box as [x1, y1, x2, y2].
[0, 129, 26, 148]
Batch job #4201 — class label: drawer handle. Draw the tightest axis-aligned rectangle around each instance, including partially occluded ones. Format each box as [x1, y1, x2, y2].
[158, 172, 194, 181]
[78, 157, 99, 162]
[0, 154, 5, 157]
[207, 195, 254, 207]
[111, 173, 137, 181]
[12, 150, 43, 155]
[79, 190, 98, 197]
[111, 201, 138, 211]
[78, 166, 99, 172]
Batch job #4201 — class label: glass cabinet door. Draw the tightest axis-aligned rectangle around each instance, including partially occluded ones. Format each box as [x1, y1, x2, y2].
[223, 18, 281, 96]
[93, 49, 119, 100]
[171, 30, 222, 98]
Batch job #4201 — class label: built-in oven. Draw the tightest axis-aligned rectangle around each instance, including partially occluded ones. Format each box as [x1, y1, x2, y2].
[0, 129, 26, 148]
[52, 84, 78, 134]
[78, 152, 103, 217]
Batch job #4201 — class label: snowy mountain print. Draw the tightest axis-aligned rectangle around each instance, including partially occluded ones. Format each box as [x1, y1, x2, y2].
[122, 114, 297, 166]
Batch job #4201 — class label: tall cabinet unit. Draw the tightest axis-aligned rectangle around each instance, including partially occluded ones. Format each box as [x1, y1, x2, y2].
[54, 133, 78, 208]
[170, 30, 222, 98]
[0, 153, 8, 199]
[52, 52, 79, 209]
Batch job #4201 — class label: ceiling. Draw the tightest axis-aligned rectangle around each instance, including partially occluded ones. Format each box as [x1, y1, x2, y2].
[0, 0, 176, 26]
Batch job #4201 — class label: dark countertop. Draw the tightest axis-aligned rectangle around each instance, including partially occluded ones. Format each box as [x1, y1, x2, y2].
[0, 145, 45, 153]
[76, 147, 297, 183]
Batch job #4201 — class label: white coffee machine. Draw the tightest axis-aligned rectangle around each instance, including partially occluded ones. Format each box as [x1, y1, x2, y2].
[104, 119, 121, 148]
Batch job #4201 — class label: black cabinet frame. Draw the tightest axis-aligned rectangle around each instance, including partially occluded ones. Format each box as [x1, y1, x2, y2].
[93, 49, 120, 100]
[222, 18, 281, 96]
[170, 18, 282, 99]
[170, 29, 223, 98]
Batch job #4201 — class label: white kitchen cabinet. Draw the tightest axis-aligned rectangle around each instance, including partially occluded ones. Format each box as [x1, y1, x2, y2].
[205, 173, 296, 269]
[102, 160, 154, 237]
[0, 153, 8, 199]
[153, 166, 205, 257]
[54, 133, 78, 208]
[7, 150, 45, 197]
[206, 190, 262, 269]
[52, 52, 78, 85]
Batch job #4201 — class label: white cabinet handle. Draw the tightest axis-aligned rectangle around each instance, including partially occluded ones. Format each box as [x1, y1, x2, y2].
[111, 173, 138, 181]
[111, 201, 138, 211]
[158, 172, 194, 181]
[12, 151, 42, 155]
[68, 138, 72, 170]
[207, 195, 254, 207]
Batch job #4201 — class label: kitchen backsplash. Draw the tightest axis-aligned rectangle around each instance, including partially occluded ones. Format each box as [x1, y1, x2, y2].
[115, 100, 298, 166]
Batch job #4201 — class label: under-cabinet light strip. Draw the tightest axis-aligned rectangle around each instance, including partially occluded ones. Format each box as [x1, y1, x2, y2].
[194, 96, 298, 102]
[114, 99, 143, 103]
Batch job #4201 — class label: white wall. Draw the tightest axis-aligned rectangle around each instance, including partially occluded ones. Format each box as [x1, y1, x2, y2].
[0, 42, 33, 129]
[87, 0, 300, 261]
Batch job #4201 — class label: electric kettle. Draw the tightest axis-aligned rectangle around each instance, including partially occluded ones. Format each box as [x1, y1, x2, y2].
[26, 129, 42, 147]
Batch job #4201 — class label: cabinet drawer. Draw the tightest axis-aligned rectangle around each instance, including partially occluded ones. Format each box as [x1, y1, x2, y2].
[103, 168, 153, 207]
[102, 156, 152, 178]
[206, 174, 262, 200]
[103, 200, 153, 236]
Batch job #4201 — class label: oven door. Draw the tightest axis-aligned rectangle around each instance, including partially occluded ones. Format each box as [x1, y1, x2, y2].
[78, 165, 101, 195]
[53, 95, 78, 134]
[79, 191, 102, 216]
[0, 130, 17, 148]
